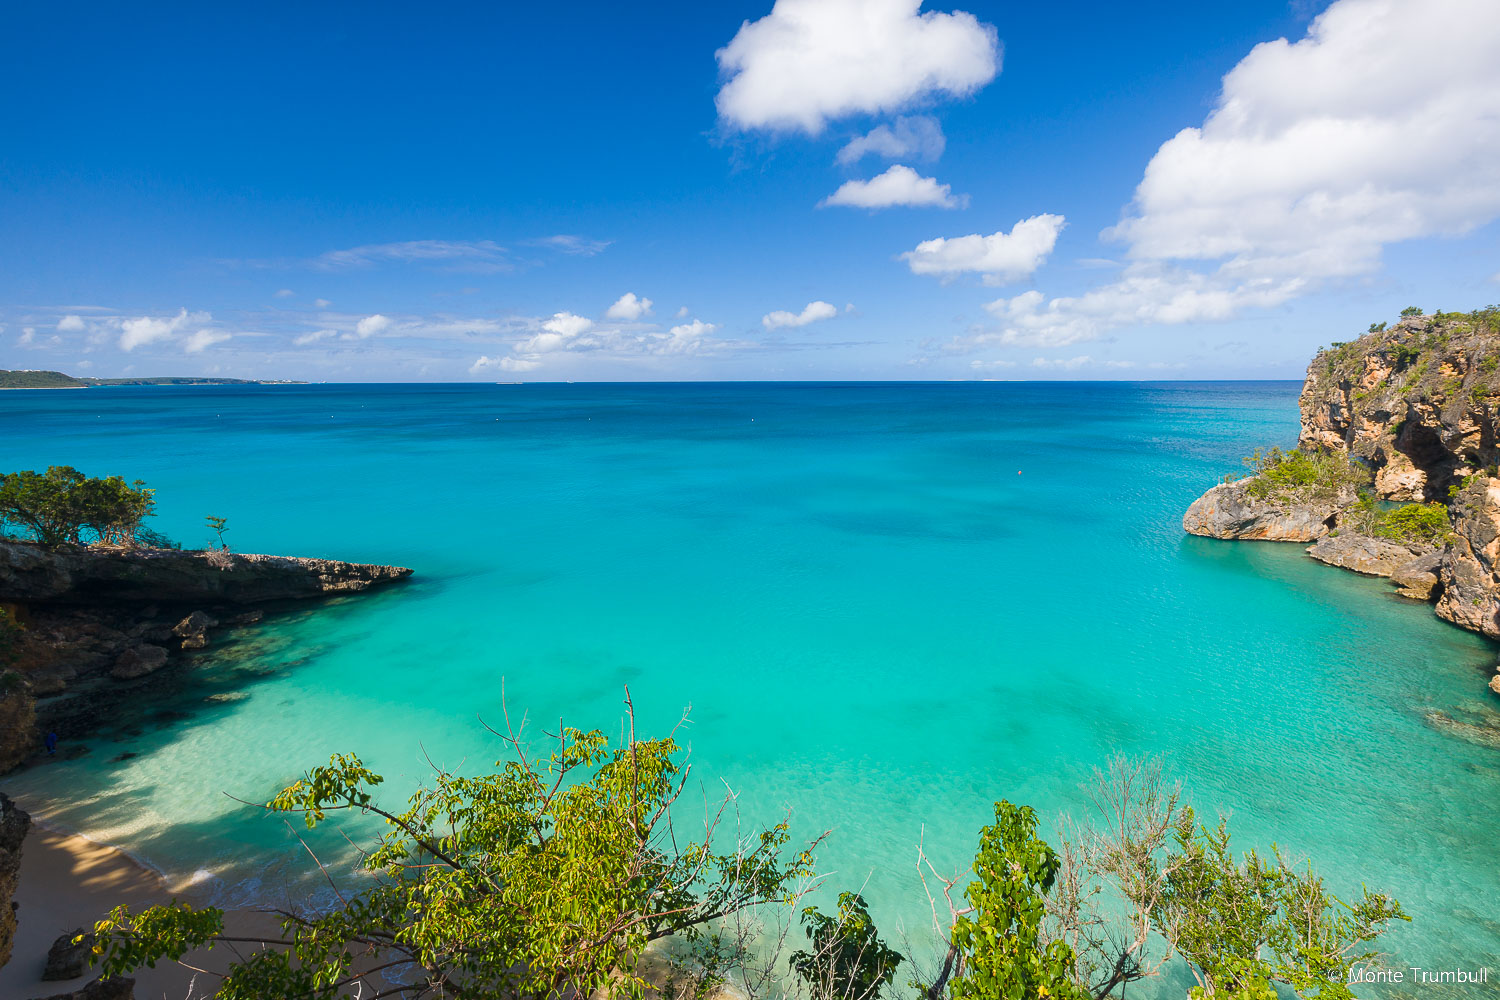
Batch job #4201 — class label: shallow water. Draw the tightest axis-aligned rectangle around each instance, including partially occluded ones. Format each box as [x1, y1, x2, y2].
[4, 382, 1498, 986]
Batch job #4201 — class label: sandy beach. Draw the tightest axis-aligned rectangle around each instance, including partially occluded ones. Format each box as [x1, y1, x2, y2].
[0, 822, 273, 1000]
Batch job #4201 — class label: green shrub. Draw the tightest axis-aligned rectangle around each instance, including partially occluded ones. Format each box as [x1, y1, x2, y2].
[1346, 495, 1450, 544]
[1242, 448, 1370, 502]
[1401, 306, 1424, 317]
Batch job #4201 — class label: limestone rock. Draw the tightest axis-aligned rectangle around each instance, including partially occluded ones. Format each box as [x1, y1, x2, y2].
[42, 929, 94, 980]
[171, 611, 217, 651]
[1390, 551, 1443, 600]
[30, 975, 135, 1000]
[0, 793, 32, 968]
[1305, 533, 1420, 577]
[109, 645, 168, 680]
[1184, 479, 1339, 541]
[1435, 477, 1500, 638]
[0, 541, 412, 606]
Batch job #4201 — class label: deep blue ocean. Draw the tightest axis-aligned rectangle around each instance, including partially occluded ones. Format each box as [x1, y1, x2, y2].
[4, 381, 1498, 986]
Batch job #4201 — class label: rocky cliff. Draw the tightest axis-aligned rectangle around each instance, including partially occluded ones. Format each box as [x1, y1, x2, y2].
[0, 794, 30, 969]
[0, 541, 412, 772]
[1185, 308, 1500, 691]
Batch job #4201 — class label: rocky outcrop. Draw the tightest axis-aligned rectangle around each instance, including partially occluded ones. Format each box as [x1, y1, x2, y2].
[1305, 534, 1430, 577]
[1185, 309, 1500, 694]
[1183, 479, 1342, 541]
[0, 541, 413, 772]
[1, 794, 32, 969]
[1435, 476, 1500, 637]
[0, 542, 411, 606]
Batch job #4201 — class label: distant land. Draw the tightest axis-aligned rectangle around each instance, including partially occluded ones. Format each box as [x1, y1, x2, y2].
[0, 369, 305, 389]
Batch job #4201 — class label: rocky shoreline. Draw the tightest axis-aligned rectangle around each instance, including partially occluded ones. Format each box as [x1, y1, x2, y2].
[1184, 310, 1500, 697]
[0, 540, 413, 773]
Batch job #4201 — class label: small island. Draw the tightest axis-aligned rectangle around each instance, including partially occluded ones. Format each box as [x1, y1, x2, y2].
[0, 369, 305, 389]
[1184, 306, 1500, 696]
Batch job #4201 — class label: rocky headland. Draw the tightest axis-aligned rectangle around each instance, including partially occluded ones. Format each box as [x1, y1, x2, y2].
[0, 541, 412, 774]
[1184, 308, 1500, 696]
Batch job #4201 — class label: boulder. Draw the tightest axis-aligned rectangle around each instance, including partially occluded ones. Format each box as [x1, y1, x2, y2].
[171, 611, 218, 651]
[108, 645, 168, 681]
[1390, 551, 1443, 600]
[1184, 479, 1339, 542]
[1305, 533, 1419, 577]
[30, 976, 135, 1000]
[42, 928, 94, 980]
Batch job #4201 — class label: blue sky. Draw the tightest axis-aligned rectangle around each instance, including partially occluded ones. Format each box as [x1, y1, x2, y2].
[2, 0, 1497, 381]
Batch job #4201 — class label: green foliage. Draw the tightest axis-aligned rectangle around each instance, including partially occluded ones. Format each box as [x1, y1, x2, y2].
[94, 712, 822, 1000]
[0, 466, 156, 547]
[948, 802, 1088, 1000]
[1400, 306, 1423, 317]
[1345, 496, 1450, 543]
[1241, 448, 1370, 503]
[791, 892, 903, 1000]
[1366, 322, 1386, 334]
[0, 369, 87, 388]
[205, 515, 229, 550]
[1161, 811, 1408, 1000]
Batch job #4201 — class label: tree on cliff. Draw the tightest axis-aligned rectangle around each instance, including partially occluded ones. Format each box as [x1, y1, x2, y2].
[0, 466, 155, 548]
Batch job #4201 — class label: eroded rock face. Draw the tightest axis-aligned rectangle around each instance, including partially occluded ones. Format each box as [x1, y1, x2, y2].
[1391, 551, 1443, 600]
[109, 644, 168, 680]
[1183, 479, 1341, 542]
[43, 929, 94, 981]
[1435, 477, 1500, 638]
[0, 793, 32, 969]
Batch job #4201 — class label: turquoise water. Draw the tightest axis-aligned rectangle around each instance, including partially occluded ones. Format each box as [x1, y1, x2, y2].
[4, 382, 1499, 985]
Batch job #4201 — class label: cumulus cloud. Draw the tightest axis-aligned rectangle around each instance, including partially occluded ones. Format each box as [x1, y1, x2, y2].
[763, 301, 839, 329]
[184, 329, 231, 353]
[294, 329, 337, 346]
[19, 328, 35, 345]
[973, 0, 1500, 353]
[119, 309, 209, 351]
[821, 164, 963, 209]
[515, 312, 596, 354]
[57, 315, 86, 332]
[663, 320, 718, 354]
[903, 214, 1065, 284]
[354, 314, 392, 338]
[471, 355, 540, 374]
[836, 115, 945, 164]
[606, 292, 654, 321]
[716, 0, 999, 134]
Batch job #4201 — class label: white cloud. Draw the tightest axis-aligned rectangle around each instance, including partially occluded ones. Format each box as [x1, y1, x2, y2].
[821, 164, 963, 209]
[184, 329, 231, 353]
[903, 214, 1065, 284]
[57, 315, 86, 332]
[763, 300, 839, 329]
[274, 288, 295, 298]
[716, 0, 999, 134]
[354, 314, 392, 338]
[294, 329, 337, 346]
[836, 115, 945, 164]
[606, 292, 654, 321]
[516, 312, 596, 354]
[316, 240, 513, 271]
[675, 306, 689, 318]
[663, 319, 718, 353]
[314, 298, 331, 309]
[119, 309, 209, 351]
[470, 355, 540, 374]
[19, 328, 35, 345]
[527, 234, 612, 256]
